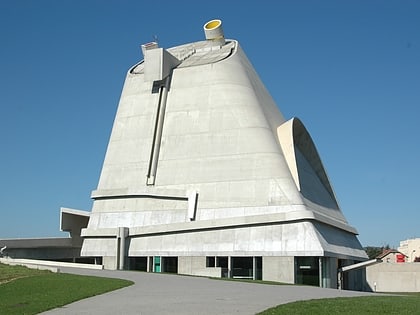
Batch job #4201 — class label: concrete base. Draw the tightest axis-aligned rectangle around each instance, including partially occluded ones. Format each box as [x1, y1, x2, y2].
[0, 257, 103, 271]
[263, 256, 294, 284]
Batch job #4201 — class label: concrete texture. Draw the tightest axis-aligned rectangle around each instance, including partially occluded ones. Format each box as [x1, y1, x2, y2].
[0, 237, 81, 261]
[41, 267, 375, 315]
[77, 20, 366, 272]
[366, 262, 420, 292]
[42, 19, 370, 288]
[0, 257, 103, 270]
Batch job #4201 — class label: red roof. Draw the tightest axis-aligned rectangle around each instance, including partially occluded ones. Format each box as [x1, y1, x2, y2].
[376, 249, 407, 259]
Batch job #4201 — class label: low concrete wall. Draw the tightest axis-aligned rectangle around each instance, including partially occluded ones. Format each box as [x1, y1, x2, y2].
[178, 256, 223, 277]
[186, 267, 223, 278]
[366, 262, 420, 292]
[0, 257, 103, 271]
[0, 258, 60, 273]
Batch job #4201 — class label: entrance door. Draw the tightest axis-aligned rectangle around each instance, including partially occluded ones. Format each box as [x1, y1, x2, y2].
[154, 256, 161, 272]
[295, 257, 319, 286]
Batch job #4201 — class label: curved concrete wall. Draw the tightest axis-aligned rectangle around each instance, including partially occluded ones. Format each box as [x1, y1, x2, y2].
[81, 31, 367, 266]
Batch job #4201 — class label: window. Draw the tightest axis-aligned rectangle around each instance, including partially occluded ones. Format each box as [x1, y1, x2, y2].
[206, 256, 215, 267]
[216, 256, 228, 268]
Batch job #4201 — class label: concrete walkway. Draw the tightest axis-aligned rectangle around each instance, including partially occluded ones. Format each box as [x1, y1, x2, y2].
[41, 268, 375, 315]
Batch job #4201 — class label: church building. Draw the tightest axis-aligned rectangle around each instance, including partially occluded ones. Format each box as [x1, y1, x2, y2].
[62, 19, 367, 289]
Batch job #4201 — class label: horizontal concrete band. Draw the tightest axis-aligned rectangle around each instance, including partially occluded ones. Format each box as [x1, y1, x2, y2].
[91, 187, 189, 200]
[0, 257, 103, 270]
[81, 210, 357, 238]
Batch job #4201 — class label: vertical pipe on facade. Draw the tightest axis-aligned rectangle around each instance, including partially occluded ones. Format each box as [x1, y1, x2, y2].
[115, 236, 120, 270]
[318, 257, 323, 287]
[147, 75, 171, 185]
[118, 227, 127, 270]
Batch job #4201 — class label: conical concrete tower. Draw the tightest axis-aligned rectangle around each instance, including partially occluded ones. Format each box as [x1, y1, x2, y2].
[80, 20, 367, 288]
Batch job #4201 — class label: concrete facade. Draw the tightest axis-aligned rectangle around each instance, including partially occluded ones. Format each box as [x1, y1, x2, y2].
[59, 19, 367, 289]
[0, 209, 90, 263]
[366, 262, 420, 292]
[263, 256, 295, 283]
[0, 237, 80, 261]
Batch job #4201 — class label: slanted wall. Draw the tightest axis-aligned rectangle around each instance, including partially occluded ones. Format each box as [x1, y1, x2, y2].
[80, 21, 367, 268]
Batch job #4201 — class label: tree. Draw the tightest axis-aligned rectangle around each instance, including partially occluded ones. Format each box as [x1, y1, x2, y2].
[364, 245, 390, 259]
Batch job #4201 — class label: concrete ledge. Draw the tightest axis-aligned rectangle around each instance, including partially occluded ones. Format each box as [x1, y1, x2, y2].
[0, 258, 60, 273]
[0, 237, 73, 248]
[0, 257, 103, 271]
[81, 227, 118, 237]
[81, 209, 357, 239]
[91, 187, 188, 200]
[184, 267, 223, 278]
[128, 210, 356, 236]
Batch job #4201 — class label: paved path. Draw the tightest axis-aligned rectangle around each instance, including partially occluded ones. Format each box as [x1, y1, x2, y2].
[41, 268, 375, 315]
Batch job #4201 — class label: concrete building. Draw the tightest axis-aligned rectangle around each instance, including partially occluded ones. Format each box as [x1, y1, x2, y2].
[0, 208, 90, 263]
[398, 238, 420, 262]
[3, 20, 368, 289]
[376, 249, 407, 264]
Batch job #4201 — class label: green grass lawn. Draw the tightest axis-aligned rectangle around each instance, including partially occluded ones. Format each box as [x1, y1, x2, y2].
[258, 294, 420, 315]
[2, 263, 419, 315]
[215, 277, 420, 314]
[0, 263, 133, 315]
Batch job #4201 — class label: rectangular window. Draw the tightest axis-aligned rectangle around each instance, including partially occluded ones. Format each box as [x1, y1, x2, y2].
[206, 256, 215, 267]
[216, 256, 228, 268]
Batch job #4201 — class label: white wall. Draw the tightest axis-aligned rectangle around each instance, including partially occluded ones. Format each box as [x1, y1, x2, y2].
[263, 256, 295, 284]
[366, 262, 420, 292]
[178, 256, 222, 277]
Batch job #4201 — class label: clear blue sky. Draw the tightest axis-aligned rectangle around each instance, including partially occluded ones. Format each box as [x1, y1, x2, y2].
[0, 1, 419, 248]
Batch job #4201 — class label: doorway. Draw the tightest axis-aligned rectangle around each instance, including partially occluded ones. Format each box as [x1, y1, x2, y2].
[295, 256, 319, 286]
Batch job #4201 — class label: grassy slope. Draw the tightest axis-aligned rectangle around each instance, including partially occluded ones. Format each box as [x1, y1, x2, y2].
[258, 294, 420, 315]
[2, 263, 419, 315]
[0, 263, 133, 315]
